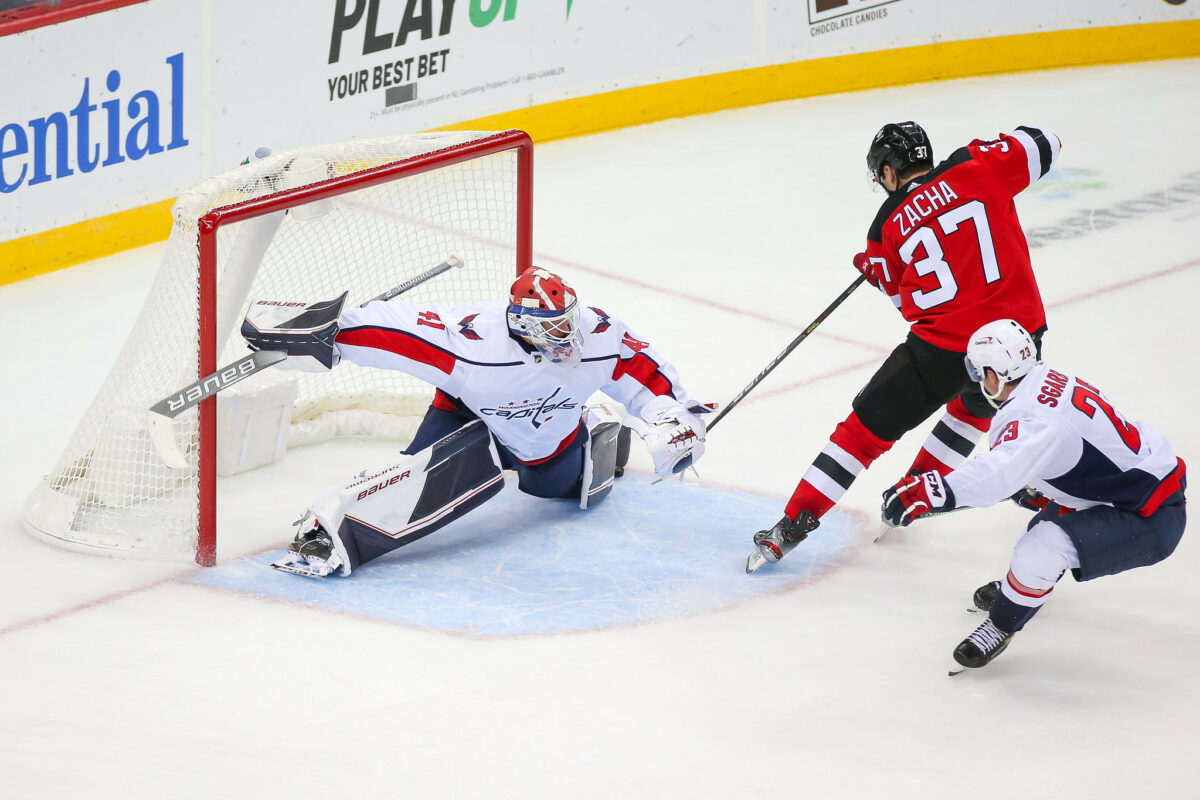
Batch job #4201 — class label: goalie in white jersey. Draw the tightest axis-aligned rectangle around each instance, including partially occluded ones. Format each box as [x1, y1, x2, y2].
[242, 266, 709, 578]
[881, 319, 1187, 672]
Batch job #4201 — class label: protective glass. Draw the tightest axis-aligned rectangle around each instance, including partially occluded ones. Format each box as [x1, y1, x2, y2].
[964, 355, 984, 383]
[868, 169, 885, 193]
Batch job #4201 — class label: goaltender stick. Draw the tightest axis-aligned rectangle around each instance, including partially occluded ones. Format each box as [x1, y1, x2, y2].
[241, 266, 709, 578]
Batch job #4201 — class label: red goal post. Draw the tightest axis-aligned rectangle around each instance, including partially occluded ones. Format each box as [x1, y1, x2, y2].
[25, 130, 533, 566]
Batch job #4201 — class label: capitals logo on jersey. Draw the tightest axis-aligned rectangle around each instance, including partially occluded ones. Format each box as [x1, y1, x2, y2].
[479, 387, 578, 429]
[458, 314, 483, 341]
[590, 307, 612, 334]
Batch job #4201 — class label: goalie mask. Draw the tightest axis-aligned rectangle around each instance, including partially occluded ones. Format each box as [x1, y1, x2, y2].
[507, 267, 582, 366]
[965, 319, 1037, 407]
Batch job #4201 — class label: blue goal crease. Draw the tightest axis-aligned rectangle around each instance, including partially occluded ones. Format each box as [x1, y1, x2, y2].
[185, 475, 858, 637]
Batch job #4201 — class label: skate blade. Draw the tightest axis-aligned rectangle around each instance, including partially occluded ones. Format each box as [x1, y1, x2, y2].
[271, 555, 333, 579]
[745, 549, 771, 573]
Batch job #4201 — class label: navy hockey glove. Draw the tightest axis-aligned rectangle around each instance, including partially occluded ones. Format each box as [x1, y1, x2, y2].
[881, 471, 955, 527]
[852, 252, 885, 289]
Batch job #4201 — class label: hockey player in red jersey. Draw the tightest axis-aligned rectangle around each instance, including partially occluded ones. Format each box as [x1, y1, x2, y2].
[882, 320, 1187, 672]
[748, 120, 1062, 572]
[243, 266, 709, 578]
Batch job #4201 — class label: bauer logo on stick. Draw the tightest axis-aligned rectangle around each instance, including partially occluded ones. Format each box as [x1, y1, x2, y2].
[166, 357, 261, 413]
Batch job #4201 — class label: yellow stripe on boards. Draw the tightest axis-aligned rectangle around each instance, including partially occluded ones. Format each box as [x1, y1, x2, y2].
[0, 199, 175, 286]
[3, 19, 1197, 286]
[436, 20, 1200, 142]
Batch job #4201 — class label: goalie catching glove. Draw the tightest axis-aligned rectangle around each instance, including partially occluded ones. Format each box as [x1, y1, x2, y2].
[241, 292, 348, 371]
[881, 470, 956, 527]
[637, 396, 707, 477]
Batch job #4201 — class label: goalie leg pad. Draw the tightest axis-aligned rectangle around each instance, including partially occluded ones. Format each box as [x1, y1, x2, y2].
[302, 420, 504, 575]
[580, 403, 623, 509]
[615, 424, 632, 478]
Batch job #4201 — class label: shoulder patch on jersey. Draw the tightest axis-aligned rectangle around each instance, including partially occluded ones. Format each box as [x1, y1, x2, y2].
[589, 307, 612, 334]
[457, 313, 483, 341]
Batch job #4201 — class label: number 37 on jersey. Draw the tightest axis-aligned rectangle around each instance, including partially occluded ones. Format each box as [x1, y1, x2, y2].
[867, 127, 1059, 349]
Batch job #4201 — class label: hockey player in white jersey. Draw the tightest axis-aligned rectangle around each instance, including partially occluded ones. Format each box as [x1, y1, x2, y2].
[881, 319, 1187, 672]
[241, 266, 709, 577]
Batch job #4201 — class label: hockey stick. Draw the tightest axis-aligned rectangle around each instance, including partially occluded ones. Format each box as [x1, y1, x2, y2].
[370, 254, 464, 303]
[707, 274, 866, 432]
[146, 255, 464, 469]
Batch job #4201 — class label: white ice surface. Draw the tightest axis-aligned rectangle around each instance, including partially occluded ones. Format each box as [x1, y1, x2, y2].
[2, 60, 1199, 799]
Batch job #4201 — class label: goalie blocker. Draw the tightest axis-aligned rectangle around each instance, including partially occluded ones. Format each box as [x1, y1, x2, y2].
[241, 291, 348, 371]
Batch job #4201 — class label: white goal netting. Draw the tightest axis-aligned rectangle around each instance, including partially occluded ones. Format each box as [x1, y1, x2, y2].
[24, 131, 529, 561]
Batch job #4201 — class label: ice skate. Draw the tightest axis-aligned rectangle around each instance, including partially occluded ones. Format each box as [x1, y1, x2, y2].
[746, 511, 819, 573]
[949, 618, 1013, 675]
[969, 580, 1002, 612]
[271, 524, 344, 579]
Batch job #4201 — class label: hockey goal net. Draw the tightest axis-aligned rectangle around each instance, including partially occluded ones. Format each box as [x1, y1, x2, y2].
[24, 130, 532, 565]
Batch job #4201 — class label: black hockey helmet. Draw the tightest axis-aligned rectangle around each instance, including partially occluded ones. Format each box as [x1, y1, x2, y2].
[866, 122, 933, 185]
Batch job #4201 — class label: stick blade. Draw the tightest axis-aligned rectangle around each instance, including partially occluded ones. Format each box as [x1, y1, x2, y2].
[145, 349, 287, 469]
[874, 521, 900, 543]
[146, 409, 189, 470]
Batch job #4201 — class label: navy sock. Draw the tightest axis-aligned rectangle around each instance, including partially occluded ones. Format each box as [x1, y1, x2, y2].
[989, 591, 1042, 634]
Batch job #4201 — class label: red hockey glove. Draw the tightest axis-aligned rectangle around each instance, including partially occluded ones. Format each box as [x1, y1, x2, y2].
[852, 252, 885, 289]
[1010, 487, 1051, 511]
[881, 471, 956, 527]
